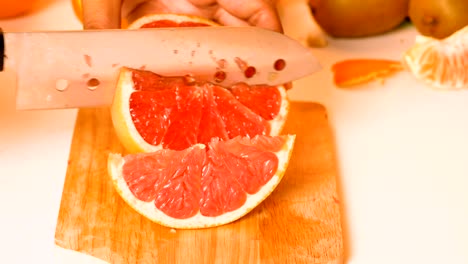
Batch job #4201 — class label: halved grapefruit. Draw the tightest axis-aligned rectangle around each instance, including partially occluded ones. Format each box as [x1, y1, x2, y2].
[108, 134, 295, 229]
[404, 25, 468, 90]
[111, 14, 290, 153]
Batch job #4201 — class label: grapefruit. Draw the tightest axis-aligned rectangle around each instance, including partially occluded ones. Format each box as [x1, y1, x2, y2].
[111, 14, 290, 153]
[404, 25, 468, 89]
[108, 134, 295, 229]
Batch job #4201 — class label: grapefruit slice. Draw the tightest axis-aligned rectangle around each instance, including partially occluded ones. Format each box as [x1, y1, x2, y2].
[111, 14, 290, 153]
[127, 13, 220, 29]
[404, 25, 468, 89]
[108, 134, 295, 229]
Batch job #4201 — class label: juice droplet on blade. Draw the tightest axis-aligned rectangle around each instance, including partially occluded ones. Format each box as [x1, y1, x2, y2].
[214, 71, 226, 83]
[87, 78, 100, 90]
[55, 79, 69, 92]
[244, 66, 256, 78]
[274, 59, 286, 71]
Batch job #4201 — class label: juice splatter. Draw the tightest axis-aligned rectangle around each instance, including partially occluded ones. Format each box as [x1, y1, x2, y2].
[87, 78, 100, 90]
[274, 59, 286, 71]
[244, 66, 256, 78]
[214, 71, 226, 83]
[216, 59, 227, 69]
[234, 57, 248, 71]
[55, 79, 69, 91]
[84, 54, 92, 67]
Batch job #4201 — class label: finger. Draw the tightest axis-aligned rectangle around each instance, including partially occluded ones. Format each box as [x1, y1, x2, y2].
[82, 0, 122, 29]
[216, 0, 283, 32]
[214, 8, 250, 27]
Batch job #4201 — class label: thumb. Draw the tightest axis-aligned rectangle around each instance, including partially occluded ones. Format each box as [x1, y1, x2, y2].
[82, 0, 122, 29]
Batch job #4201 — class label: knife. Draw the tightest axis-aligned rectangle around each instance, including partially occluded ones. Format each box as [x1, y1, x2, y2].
[0, 26, 321, 110]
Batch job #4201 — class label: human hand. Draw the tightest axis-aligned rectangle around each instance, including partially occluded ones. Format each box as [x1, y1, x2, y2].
[82, 0, 282, 32]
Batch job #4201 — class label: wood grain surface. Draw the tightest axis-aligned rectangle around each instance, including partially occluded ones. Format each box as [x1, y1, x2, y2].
[54, 102, 344, 264]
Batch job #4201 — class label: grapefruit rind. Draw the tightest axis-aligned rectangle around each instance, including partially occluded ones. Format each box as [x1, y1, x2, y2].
[269, 86, 289, 136]
[403, 25, 468, 90]
[111, 68, 159, 153]
[108, 135, 296, 229]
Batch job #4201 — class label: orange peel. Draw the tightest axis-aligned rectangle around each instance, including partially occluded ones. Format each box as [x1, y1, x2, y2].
[331, 59, 404, 88]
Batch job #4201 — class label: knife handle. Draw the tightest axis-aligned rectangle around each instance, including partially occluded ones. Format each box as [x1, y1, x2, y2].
[0, 28, 4, 71]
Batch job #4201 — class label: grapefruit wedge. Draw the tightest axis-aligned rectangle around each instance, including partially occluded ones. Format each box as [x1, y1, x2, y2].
[108, 134, 295, 229]
[111, 14, 290, 153]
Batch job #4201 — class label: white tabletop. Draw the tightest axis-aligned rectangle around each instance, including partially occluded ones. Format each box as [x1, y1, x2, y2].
[1, 1, 467, 263]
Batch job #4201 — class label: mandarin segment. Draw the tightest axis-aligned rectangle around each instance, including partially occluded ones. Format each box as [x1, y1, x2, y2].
[404, 26, 468, 89]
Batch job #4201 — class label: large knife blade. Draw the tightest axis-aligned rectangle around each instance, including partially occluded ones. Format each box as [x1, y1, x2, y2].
[0, 26, 321, 110]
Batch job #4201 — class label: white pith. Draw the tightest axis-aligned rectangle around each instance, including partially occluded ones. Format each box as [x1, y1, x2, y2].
[108, 135, 296, 229]
[268, 86, 289, 136]
[404, 25, 468, 90]
[113, 69, 163, 153]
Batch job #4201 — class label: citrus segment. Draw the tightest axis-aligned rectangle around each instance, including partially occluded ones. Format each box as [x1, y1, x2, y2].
[197, 86, 229, 145]
[108, 135, 296, 229]
[331, 59, 404, 87]
[121, 146, 204, 219]
[404, 25, 468, 89]
[231, 83, 283, 120]
[209, 85, 269, 139]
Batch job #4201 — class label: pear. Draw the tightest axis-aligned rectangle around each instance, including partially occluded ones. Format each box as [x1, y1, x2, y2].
[311, 0, 409, 38]
[409, 0, 468, 39]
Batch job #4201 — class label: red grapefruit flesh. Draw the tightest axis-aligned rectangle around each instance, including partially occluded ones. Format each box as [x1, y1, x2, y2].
[108, 134, 295, 229]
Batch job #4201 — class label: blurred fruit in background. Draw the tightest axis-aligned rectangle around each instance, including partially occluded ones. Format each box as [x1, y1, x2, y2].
[0, 0, 37, 19]
[309, 0, 468, 39]
[71, 0, 83, 22]
[409, 0, 468, 39]
[309, 0, 409, 38]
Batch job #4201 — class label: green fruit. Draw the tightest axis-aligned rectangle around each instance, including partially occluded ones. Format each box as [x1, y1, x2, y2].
[409, 0, 468, 39]
[311, 0, 409, 38]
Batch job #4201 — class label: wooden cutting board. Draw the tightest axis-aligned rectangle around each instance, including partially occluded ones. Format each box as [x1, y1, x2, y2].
[54, 102, 344, 264]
